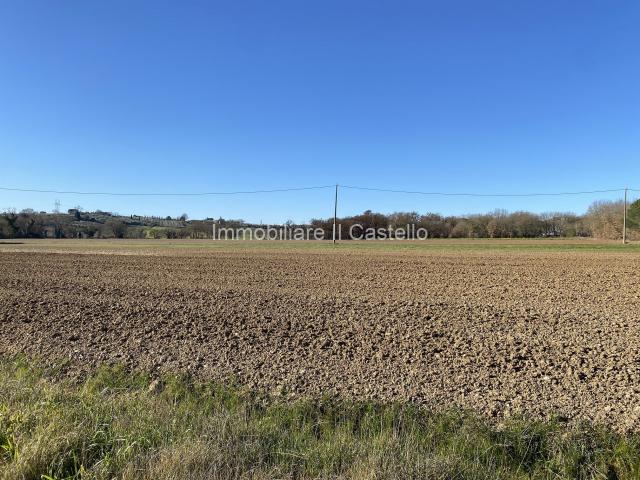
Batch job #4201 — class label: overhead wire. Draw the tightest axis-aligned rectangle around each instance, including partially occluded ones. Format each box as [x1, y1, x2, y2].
[0, 185, 634, 197]
[0, 185, 335, 196]
[339, 185, 627, 197]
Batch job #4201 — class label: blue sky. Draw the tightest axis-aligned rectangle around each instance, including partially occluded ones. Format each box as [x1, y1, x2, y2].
[1, 1, 638, 223]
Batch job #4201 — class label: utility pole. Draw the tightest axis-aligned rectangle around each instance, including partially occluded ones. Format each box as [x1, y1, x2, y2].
[623, 187, 628, 244]
[332, 184, 338, 244]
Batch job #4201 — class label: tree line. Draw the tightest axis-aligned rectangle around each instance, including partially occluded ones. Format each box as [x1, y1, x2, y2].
[312, 200, 639, 240]
[1, 199, 638, 240]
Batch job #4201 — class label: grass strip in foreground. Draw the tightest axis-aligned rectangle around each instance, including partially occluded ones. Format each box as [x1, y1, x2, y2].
[1, 357, 640, 479]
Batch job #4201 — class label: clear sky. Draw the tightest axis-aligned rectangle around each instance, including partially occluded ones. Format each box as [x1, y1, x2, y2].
[1, 1, 638, 223]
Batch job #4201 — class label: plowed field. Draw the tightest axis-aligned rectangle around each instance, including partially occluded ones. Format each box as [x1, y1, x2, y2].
[1, 240, 639, 429]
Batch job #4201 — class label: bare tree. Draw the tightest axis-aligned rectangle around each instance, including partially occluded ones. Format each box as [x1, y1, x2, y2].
[104, 218, 127, 238]
[585, 200, 625, 239]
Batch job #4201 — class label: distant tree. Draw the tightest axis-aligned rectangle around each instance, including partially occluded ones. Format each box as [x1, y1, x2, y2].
[510, 211, 544, 237]
[388, 212, 419, 237]
[350, 210, 388, 238]
[16, 209, 46, 237]
[191, 220, 213, 239]
[0, 216, 14, 238]
[628, 199, 640, 230]
[586, 200, 624, 239]
[104, 218, 127, 238]
[540, 212, 583, 237]
[486, 209, 510, 238]
[146, 228, 163, 239]
[418, 213, 450, 238]
[127, 227, 145, 239]
[465, 214, 490, 238]
[450, 219, 474, 238]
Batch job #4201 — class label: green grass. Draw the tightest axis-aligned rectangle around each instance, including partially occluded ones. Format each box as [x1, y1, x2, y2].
[122, 240, 640, 253]
[2, 358, 640, 479]
[3, 238, 640, 254]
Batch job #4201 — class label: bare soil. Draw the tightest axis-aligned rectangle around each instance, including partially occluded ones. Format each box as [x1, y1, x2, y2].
[1, 241, 640, 429]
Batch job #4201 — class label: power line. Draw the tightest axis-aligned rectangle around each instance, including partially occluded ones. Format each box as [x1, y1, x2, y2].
[0, 185, 335, 196]
[340, 185, 627, 197]
[0, 184, 634, 198]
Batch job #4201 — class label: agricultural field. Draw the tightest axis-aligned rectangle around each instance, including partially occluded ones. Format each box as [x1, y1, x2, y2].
[1, 239, 640, 426]
[2, 238, 640, 478]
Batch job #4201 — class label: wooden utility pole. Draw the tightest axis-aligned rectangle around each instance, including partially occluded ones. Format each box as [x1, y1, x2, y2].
[333, 184, 338, 244]
[623, 187, 628, 244]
